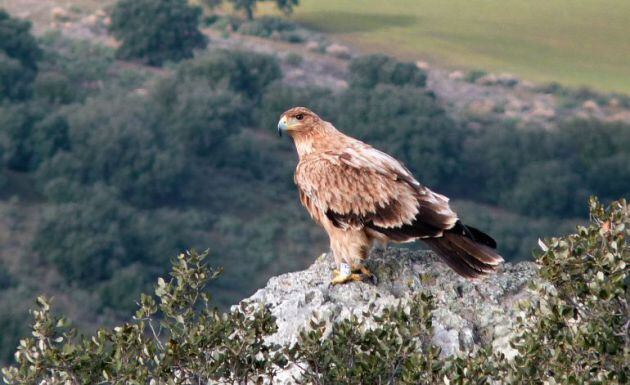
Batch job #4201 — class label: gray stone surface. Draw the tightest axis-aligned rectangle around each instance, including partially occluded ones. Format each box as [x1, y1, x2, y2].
[237, 248, 538, 383]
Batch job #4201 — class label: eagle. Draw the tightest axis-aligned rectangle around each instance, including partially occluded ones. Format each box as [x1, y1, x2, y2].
[277, 107, 503, 285]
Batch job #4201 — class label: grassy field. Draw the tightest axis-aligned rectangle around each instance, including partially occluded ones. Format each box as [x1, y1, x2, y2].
[282, 0, 630, 93]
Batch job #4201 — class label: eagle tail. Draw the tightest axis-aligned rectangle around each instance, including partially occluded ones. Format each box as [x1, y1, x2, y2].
[423, 222, 503, 279]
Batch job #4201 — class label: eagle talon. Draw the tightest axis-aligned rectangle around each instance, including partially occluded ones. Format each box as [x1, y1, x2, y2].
[354, 265, 373, 278]
[330, 264, 374, 285]
[330, 272, 366, 286]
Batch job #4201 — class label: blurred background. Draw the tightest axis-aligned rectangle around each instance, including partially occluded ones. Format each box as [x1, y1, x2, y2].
[0, 0, 628, 364]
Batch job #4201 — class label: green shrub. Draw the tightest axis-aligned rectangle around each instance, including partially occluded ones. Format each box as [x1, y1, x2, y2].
[0, 53, 35, 101]
[227, 0, 300, 20]
[38, 94, 189, 206]
[0, 101, 59, 172]
[0, 292, 30, 364]
[108, 0, 207, 66]
[4, 198, 627, 384]
[587, 153, 630, 201]
[501, 160, 589, 218]
[236, 16, 306, 43]
[348, 54, 427, 89]
[0, 10, 41, 101]
[237, 16, 296, 37]
[151, 77, 248, 157]
[37, 33, 114, 100]
[288, 293, 441, 384]
[175, 50, 281, 99]
[285, 52, 303, 66]
[2, 251, 286, 385]
[501, 197, 628, 384]
[464, 69, 487, 83]
[33, 72, 76, 104]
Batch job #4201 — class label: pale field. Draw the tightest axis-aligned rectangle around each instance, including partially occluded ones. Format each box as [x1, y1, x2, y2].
[3, 0, 630, 93]
[278, 0, 630, 93]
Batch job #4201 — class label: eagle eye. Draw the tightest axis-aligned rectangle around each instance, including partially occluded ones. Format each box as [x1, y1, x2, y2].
[295, 114, 304, 121]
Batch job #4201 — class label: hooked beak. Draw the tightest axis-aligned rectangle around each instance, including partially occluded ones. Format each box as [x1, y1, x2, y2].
[277, 116, 288, 137]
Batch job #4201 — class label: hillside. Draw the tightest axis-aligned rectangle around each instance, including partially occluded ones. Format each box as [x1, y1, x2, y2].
[0, 0, 629, 368]
[2, 198, 627, 384]
[289, 0, 630, 93]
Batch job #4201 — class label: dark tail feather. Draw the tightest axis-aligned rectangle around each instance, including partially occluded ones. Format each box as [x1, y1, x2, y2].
[423, 223, 503, 279]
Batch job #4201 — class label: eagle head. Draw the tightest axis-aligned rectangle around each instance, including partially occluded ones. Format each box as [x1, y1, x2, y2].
[277, 107, 321, 137]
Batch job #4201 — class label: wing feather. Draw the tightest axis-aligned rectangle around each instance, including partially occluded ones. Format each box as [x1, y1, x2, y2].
[294, 143, 458, 240]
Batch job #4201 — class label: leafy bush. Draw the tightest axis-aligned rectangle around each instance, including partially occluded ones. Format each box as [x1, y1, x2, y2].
[151, 77, 248, 157]
[0, 10, 41, 101]
[36, 33, 115, 102]
[108, 0, 207, 66]
[0, 53, 35, 101]
[33, 71, 76, 104]
[223, 0, 300, 20]
[4, 198, 627, 384]
[464, 69, 487, 83]
[0, 101, 63, 172]
[285, 52, 303, 66]
[175, 50, 281, 99]
[2, 251, 287, 385]
[348, 54, 427, 89]
[0, 292, 30, 365]
[501, 160, 589, 218]
[288, 293, 441, 384]
[38, 95, 189, 207]
[503, 197, 628, 383]
[32, 186, 196, 289]
[237, 16, 306, 43]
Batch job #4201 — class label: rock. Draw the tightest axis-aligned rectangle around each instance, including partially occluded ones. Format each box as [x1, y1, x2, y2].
[519, 80, 535, 90]
[606, 111, 630, 123]
[51, 7, 70, 22]
[416, 60, 430, 70]
[325, 43, 351, 59]
[467, 99, 497, 115]
[582, 99, 600, 112]
[239, 249, 537, 384]
[83, 14, 99, 26]
[608, 97, 621, 109]
[305, 41, 320, 52]
[530, 100, 556, 118]
[448, 70, 464, 80]
[476, 74, 498, 86]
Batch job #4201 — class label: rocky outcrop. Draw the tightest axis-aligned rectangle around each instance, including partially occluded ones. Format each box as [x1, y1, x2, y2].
[239, 248, 538, 383]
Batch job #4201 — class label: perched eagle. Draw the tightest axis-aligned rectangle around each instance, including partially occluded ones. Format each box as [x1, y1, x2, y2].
[278, 107, 503, 285]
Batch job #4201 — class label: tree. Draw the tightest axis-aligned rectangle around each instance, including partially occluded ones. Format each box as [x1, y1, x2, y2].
[4, 199, 627, 384]
[209, 0, 299, 20]
[0, 101, 60, 172]
[174, 50, 281, 99]
[108, 0, 207, 66]
[0, 9, 42, 101]
[348, 54, 427, 89]
[36, 95, 190, 207]
[502, 160, 589, 218]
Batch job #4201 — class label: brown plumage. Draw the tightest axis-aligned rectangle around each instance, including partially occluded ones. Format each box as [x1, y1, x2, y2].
[277, 107, 503, 283]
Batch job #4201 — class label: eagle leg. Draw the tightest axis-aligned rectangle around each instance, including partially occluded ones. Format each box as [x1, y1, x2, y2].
[330, 264, 375, 285]
[330, 271, 366, 285]
[354, 265, 373, 278]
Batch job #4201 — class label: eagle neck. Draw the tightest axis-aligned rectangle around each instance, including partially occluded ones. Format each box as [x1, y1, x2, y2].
[292, 122, 341, 159]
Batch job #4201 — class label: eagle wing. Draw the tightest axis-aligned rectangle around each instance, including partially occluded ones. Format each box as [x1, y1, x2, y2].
[294, 144, 459, 240]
